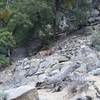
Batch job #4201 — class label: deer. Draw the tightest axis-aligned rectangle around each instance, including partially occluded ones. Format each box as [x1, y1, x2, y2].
[35, 47, 55, 58]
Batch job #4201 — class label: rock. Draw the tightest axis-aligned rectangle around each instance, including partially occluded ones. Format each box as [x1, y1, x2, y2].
[89, 68, 100, 76]
[85, 75, 100, 99]
[30, 59, 42, 67]
[16, 60, 23, 67]
[45, 62, 65, 76]
[38, 74, 47, 82]
[50, 54, 69, 62]
[5, 85, 39, 100]
[97, 52, 100, 59]
[0, 33, 98, 98]
[63, 76, 97, 100]
[72, 45, 99, 72]
[75, 96, 93, 100]
[23, 58, 30, 66]
[24, 65, 30, 70]
[45, 61, 81, 83]
[96, 60, 100, 67]
[80, 45, 96, 57]
[0, 90, 5, 100]
[76, 63, 87, 74]
[39, 95, 47, 100]
[25, 59, 43, 77]
[49, 69, 60, 76]
[91, 9, 99, 17]
[38, 57, 58, 73]
[16, 58, 30, 70]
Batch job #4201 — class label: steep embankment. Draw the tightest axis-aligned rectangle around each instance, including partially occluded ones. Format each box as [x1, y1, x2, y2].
[1, 28, 100, 99]
[0, 34, 90, 89]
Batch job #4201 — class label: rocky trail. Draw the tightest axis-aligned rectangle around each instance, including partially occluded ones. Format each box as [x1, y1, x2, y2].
[1, 29, 100, 99]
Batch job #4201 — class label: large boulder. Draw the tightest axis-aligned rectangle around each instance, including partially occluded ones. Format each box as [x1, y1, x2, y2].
[5, 85, 39, 100]
[44, 61, 81, 83]
[72, 45, 99, 72]
[0, 90, 5, 100]
[63, 75, 100, 100]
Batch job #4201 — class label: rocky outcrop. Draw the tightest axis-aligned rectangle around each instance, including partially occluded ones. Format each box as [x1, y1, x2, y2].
[1, 34, 100, 99]
[0, 85, 39, 100]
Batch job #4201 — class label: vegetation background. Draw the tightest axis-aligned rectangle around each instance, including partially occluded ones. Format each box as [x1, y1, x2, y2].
[0, 0, 95, 67]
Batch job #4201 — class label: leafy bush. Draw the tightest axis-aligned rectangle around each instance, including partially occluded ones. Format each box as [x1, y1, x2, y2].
[0, 31, 16, 49]
[0, 55, 10, 69]
[0, 8, 12, 25]
[0, 31, 16, 66]
[7, 0, 54, 46]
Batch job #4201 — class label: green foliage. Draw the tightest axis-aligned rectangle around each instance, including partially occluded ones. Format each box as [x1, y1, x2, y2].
[0, 0, 6, 8]
[0, 0, 93, 67]
[63, 0, 75, 8]
[0, 0, 91, 47]
[0, 54, 9, 68]
[62, 0, 92, 31]
[0, 0, 54, 66]
[0, 8, 12, 24]
[7, 12, 32, 45]
[73, 0, 91, 25]
[7, 0, 54, 46]
[0, 31, 16, 49]
[0, 31, 15, 67]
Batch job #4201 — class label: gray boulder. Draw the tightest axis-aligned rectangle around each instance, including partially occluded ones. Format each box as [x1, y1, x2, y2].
[5, 85, 39, 100]
[89, 68, 100, 76]
[45, 61, 81, 83]
[0, 90, 5, 100]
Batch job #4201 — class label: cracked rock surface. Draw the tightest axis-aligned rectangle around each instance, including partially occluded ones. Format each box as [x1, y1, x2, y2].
[1, 34, 100, 100]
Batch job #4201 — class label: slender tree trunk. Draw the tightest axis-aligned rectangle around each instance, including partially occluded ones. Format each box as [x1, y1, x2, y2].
[53, 0, 60, 37]
[7, 48, 12, 65]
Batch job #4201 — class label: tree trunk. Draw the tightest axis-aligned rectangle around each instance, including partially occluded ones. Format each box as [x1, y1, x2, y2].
[53, 0, 61, 36]
[7, 49, 12, 65]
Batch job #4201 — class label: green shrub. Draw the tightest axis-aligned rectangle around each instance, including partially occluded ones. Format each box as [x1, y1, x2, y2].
[7, 0, 54, 46]
[0, 31, 16, 67]
[0, 31, 16, 47]
[0, 55, 10, 68]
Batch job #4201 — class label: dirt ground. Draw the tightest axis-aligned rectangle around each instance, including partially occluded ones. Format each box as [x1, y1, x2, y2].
[38, 89, 68, 100]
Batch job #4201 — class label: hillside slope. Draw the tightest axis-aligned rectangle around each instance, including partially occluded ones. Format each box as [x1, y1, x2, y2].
[0, 26, 100, 99]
